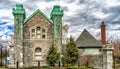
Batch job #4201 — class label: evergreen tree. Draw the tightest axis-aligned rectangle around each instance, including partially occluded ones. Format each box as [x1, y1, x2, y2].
[47, 44, 60, 66]
[62, 36, 79, 65]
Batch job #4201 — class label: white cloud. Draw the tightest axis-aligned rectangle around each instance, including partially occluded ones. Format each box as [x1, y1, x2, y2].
[0, 0, 120, 41]
[8, 0, 27, 3]
[0, 9, 12, 18]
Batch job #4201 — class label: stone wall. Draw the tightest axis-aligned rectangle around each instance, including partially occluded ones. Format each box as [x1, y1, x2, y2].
[79, 54, 103, 69]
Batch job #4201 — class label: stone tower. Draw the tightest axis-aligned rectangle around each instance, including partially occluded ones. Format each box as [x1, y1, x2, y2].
[51, 5, 64, 53]
[102, 44, 114, 69]
[12, 4, 25, 67]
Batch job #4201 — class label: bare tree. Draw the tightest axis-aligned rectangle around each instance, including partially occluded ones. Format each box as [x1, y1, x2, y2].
[62, 24, 69, 44]
[83, 55, 93, 67]
[7, 35, 14, 47]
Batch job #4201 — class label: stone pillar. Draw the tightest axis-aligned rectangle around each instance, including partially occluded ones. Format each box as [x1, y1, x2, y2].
[9, 46, 15, 68]
[50, 5, 64, 53]
[12, 4, 26, 68]
[102, 44, 114, 69]
[51, 5, 64, 66]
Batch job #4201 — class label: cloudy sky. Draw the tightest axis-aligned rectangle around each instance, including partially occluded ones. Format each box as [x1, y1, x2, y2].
[0, 0, 120, 41]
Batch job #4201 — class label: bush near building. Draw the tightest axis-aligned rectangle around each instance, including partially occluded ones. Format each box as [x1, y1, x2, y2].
[62, 37, 79, 65]
[46, 44, 60, 67]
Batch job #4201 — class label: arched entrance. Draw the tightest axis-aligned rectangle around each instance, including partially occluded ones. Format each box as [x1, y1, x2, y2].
[35, 47, 42, 60]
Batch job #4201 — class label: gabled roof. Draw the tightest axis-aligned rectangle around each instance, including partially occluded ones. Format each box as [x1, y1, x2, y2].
[24, 9, 52, 23]
[76, 29, 102, 48]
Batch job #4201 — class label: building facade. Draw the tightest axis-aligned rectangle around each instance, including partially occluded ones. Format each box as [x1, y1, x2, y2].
[9, 4, 64, 67]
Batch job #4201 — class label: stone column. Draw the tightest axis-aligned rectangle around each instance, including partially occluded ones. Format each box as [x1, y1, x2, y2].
[50, 5, 64, 53]
[12, 4, 26, 68]
[102, 44, 114, 69]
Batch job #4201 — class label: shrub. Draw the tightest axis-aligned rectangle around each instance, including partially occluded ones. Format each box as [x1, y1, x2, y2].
[64, 64, 72, 67]
[67, 66, 78, 69]
[46, 44, 60, 66]
[78, 66, 93, 69]
[62, 37, 79, 65]
[42, 66, 52, 69]
[65, 65, 93, 69]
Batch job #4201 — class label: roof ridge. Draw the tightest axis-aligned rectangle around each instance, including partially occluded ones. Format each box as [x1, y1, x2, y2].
[24, 9, 52, 23]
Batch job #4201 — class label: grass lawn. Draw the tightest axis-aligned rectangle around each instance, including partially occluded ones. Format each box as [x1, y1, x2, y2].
[0, 68, 8, 69]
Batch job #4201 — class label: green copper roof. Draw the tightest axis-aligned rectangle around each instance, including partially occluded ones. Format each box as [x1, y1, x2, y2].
[76, 29, 102, 48]
[24, 9, 52, 23]
[13, 4, 25, 15]
[50, 5, 64, 19]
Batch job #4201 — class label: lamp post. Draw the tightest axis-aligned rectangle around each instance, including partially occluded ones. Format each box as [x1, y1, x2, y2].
[5, 47, 8, 67]
[0, 46, 2, 67]
[37, 57, 41, 69]
[113, 50, 115, 69]
[38, 60, 40, 69]
[17, 61, 19, 68]
[60, 54, 63, 67]
[78, 55, 80, 67]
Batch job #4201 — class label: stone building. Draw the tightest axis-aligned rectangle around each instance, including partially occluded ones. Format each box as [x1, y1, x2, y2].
[76, 22, 113, 69]
[76, 29, 102, 55]
[76, 29, 103, 68]
[9, 4, 64, 67]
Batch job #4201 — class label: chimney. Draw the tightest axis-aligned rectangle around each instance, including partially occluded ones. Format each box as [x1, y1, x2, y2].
[101, 21, 106, 45]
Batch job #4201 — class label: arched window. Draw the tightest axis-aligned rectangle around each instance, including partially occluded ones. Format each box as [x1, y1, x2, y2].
[42, 29, 45, 33]
[42, 29, 46, 39]
[37, 27, 40, 33]
[35, 47, 42, 60]
[42, 35, 45, 38]
[32, 29, 35, 38]
[36, 27, 41, 38]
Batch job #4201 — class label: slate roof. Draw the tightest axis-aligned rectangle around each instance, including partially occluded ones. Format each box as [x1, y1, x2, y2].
[24, 9, 52, 23]
[76, 29, 102, 48]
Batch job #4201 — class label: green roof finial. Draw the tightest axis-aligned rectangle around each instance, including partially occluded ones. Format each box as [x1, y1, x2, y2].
[50, 5, 64, 19]
[16, 4, 23, 9]
[12, 4, 26, 16]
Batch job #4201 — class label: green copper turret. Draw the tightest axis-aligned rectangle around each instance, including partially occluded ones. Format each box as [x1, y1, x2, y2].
[12, 4, 26, 68]
[13, 4, 25, 16]
[51, 5, 64, 53]
[51, 5, 63, 18]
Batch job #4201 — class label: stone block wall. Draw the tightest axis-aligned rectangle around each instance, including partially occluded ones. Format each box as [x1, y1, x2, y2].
[79, 54, 103, 69]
